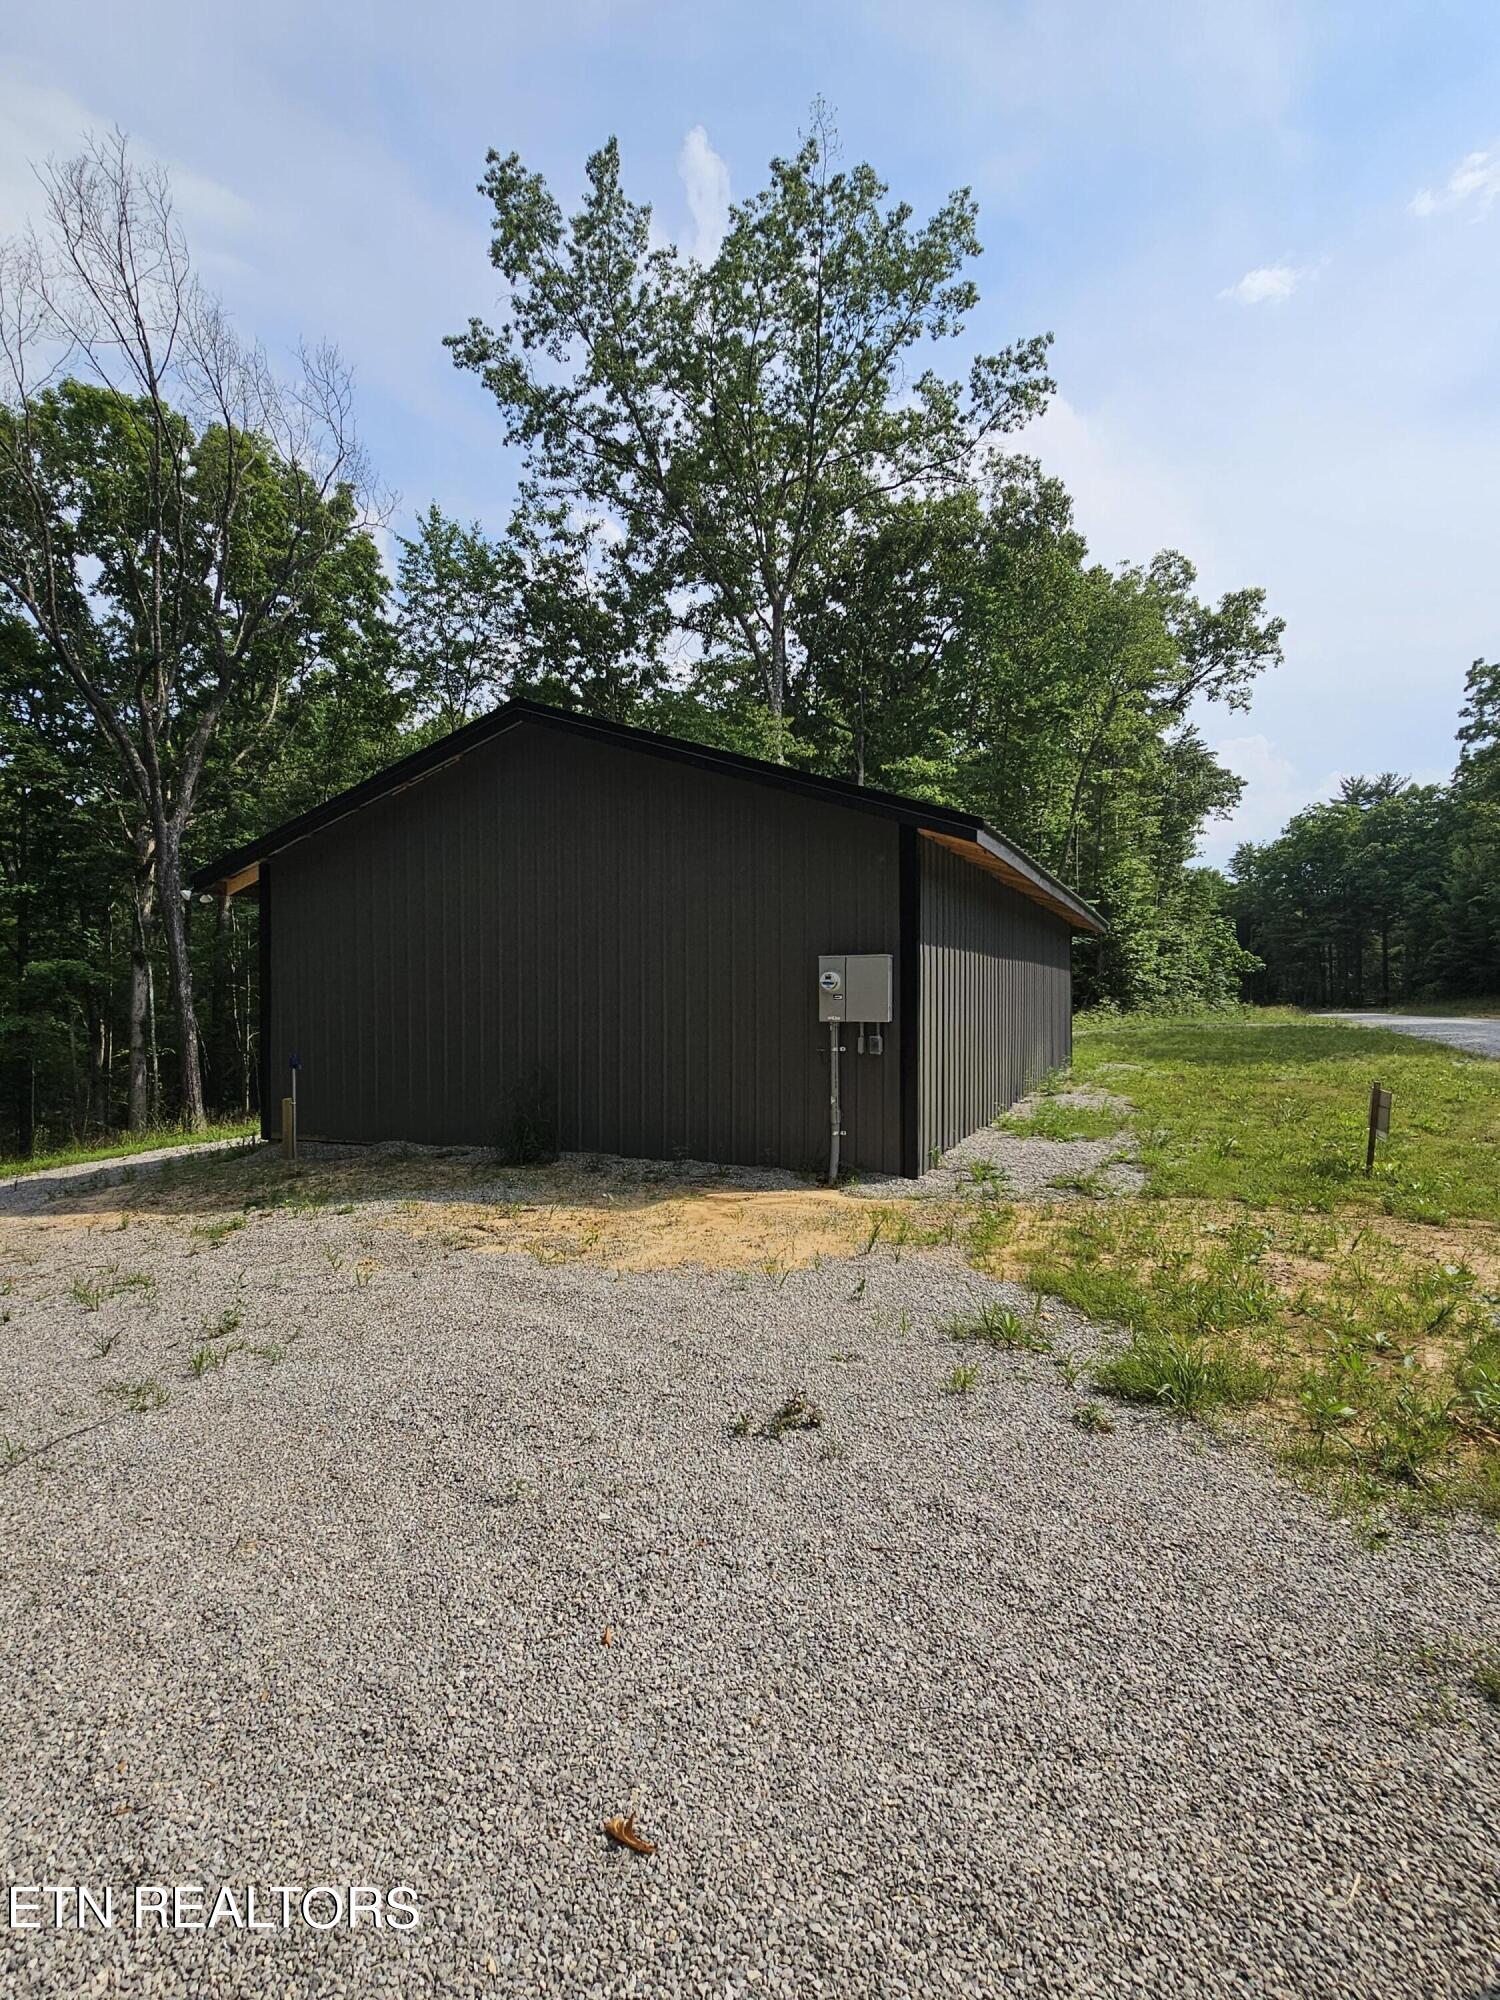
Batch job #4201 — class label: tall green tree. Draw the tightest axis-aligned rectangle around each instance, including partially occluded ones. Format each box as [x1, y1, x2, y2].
[0, 134, 374, 1126]
[448, 105, 1053, 732]
[1234, 669, 1500, 1008]
[395, 505, 515, 732]
[786, 462, 1279, 1005]
[1457, 657, 1500, 802]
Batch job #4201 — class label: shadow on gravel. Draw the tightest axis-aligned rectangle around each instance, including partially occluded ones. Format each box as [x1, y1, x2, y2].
[0, 1139, 263, 1218]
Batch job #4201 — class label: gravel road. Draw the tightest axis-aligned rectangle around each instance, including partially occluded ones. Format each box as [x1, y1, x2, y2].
[2, 1160, 1498, 1998]
[1328, 1012, 1500, 1059]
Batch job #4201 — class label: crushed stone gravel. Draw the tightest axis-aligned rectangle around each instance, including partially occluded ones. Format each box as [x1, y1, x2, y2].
[871, 1090, 1144, 1200]
[0, 1152, 1497, 1998]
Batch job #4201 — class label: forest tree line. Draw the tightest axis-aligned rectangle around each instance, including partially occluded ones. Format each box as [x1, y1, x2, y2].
[1232, 659, 1500, 1008]
[1, 117, 1284, 1157]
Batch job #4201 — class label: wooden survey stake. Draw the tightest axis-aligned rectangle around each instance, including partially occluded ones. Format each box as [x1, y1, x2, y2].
[1365, 1080, 1392, 1175]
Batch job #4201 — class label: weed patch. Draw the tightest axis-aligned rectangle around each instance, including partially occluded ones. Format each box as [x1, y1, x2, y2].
[1095, 1332, 1270, 1416]
[731, 1392, 825, 1441]
[997, 1100, 1128, 1142]
[495, 1069, 559, 1166]
[70, 1270, 155, 1311]
[187, 1342, 241, 1379]
[192, 1215, 246, 1245]
[102, 1378, 168, 1413]
[942, 1298, 1050, 1353]
[1072, 1402, 1116, 1434]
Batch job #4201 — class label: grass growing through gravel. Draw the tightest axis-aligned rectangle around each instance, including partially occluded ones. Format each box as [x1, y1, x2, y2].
[1016, 1194, 1500, 1514]
[1093, 1329, 1271, 1417]
[70, 1269, 155, 1311]
[996, 1099, 1129, 1142]
[1071, 1402, 1116, 1434]
[192, 1215, 247, 1245]
[942, 1298, 1051, 1353]
[101, 1378, 169, 1413]
[187, 1339, 243, 1378]
[1415, 1635, 1500, 1708]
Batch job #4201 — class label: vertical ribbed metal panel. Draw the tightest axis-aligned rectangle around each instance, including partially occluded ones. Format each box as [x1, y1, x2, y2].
[916, 837, 1074, 1163]
[257, 868, 273, 1140]
[264, 722, 905, 1174]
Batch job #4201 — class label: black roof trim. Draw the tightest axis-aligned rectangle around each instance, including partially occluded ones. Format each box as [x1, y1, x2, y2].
[192, 697, 1105, 932]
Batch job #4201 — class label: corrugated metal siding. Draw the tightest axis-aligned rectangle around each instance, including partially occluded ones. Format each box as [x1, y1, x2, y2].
[917, 835, 1073, 1162]
[265, 721, 905, 1174]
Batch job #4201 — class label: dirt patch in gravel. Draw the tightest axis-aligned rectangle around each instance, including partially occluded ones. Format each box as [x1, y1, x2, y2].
[393, 1184, 873, 1270]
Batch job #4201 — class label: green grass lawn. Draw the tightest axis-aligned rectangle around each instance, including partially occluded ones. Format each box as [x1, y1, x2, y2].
[1071, 1007, 1500, 1224]
[959, 1009, 1500, 1524]
[0, 1118, 260, 1181]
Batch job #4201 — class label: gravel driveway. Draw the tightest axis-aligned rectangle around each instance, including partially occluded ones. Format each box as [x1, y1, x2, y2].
[1328, 1012, 1500, 1059]
[2, 1158, 1498, 1998]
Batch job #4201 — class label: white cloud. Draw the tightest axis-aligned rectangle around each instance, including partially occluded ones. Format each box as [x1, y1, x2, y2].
[875, 0, 1302, 146]
[1409, 148, 1500, 219]
[0, 77, 97, 235]
[1015, 393, 1217, 576]
[370, 523, 401, 585]
[0, 74, 251, 249]
[168, 164, 255, 239]
[1219, 262, 1304, 306]
[677, 124, 730, 263]
[1198, 735, 1342, 865]
[1199, 736, 1453, 867]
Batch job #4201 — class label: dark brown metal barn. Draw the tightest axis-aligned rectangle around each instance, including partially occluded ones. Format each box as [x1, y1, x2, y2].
[195, 701, 1103, 1178]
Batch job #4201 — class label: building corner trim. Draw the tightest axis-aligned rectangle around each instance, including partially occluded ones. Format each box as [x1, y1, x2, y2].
[258, 868, 273, 1143]
[898, 826, 921, 1178]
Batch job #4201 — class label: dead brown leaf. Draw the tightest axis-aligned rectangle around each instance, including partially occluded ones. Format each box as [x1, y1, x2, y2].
[603, 1813, 656, 1856]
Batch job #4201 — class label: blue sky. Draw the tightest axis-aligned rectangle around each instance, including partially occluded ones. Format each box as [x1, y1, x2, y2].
[3, 1, 1497, 862]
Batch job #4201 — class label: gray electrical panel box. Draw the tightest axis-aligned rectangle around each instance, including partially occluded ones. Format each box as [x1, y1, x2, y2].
[817, 953, 893, 1023]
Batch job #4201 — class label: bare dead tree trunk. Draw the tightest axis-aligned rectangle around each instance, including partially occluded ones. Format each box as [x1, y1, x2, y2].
[85, 974, 109, 1134]
[9, 782, 34, 1157]
[154, 820, 204, 1127]
[128, 841, 155, 1130]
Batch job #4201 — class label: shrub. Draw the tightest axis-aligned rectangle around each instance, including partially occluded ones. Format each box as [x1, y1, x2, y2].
[494, 1068, 559, 1166]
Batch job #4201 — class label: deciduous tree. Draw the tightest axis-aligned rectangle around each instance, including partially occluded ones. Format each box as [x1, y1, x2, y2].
[0, 133, 374, 1126]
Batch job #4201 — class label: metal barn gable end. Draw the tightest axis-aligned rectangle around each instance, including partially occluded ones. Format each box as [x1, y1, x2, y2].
[195, 701, 1103, 1177]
